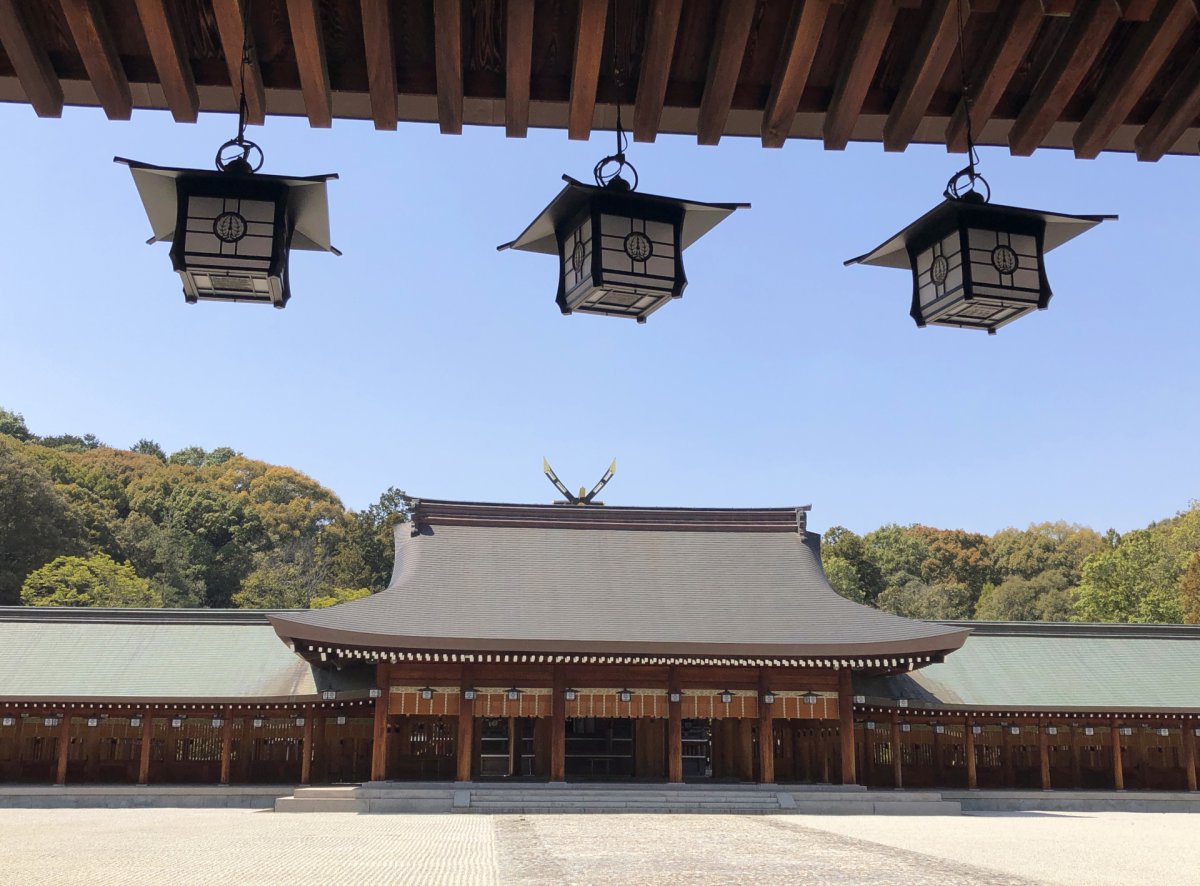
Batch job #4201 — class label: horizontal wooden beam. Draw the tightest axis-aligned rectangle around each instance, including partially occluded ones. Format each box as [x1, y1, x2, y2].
[0, 0, 63, 117]
[133, 0, 198, 123]
[569, 0, 609, 140]
[285, 0, 332, 128]
[824, 0, 897, 150]
[360, 0, 397, 130]
[1135, 45, 1200, 159]
[884, 0, 965, 152]
[634, 0, 683, 143]
[1008, 0, 1121, 156]
[1073, 0, 1196, 158]
[60, 0, 131, 121]
[697, 0, 758, 146]
[211, 0, 265, 126]
[761, 0, 831, 148]
[506, 0, 534, 138]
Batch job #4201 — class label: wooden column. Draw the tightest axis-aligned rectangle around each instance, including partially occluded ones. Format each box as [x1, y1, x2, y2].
[862, 722, 874, 787]
[506, 718, 518, 777]
[758, 671, 775, 785]
[1070, 725, 1082, 788]
[550, 666, 565, 782]
[219, 708, 234, 785]
[300, 706, 314, 786]
[311, 714, 325, 784]
[667, 669, 682, 784]
[890, 717, 903, 790]
[370, 660, 390, 782]
[1183, 723, 1197, 792]
[458, 665, 476, 782]
[54, 715, 70, 786]
[137, 714, 153, 785]
[932, 725, 944, 786]
[737, 717, 754, 781]
[1039, 723, 1052, 790]
[1002, 727, 1014, 787]
[965, 720, 977, 790]
[1111, 723, 1124, 791]
[837, 668, 856, 785]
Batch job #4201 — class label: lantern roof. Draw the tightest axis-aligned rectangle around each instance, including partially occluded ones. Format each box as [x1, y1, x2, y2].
[114, 157, 339, 254]
[844, 198, 1116, 270]
[497, 175, 748, 256]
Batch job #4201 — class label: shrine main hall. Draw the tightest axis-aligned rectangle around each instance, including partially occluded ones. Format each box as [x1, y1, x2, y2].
[1, 499, 1198, 793]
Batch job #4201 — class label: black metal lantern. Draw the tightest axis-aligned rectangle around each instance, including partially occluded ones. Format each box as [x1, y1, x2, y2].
[419, 687, 435, 701]
[499, 109, 745, 324]
[564, 688, 579, 702]
[617, 689, 634, 703]
[718, 690, 734, 704]
[802, 691, 818, 706]
[462, 688, 478, 701]
[761, 691, 775, 705]
[506, 688, 522, 701]
[668, 690, 682, 704]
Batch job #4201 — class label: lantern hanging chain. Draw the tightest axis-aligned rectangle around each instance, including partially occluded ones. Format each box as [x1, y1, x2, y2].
[944, 0, 989, 202]
[594, 0, 638, 191]
[216, 0, 264, 173]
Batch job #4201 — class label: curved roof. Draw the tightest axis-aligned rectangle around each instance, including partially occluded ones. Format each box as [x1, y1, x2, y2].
[269, 500, 970, 661]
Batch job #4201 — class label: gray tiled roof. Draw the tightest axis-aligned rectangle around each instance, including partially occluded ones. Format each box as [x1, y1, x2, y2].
[269, 502, 970, 658]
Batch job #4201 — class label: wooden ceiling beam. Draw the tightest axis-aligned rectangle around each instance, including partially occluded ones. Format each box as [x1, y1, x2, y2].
[1072, 0, 1196, 159]
[211, 0, 265, 126]
[0, 0, 63, 117]
[633, 0, 683, 143]
[360, 0, 397, 130]
[505, 0, 534, 138]
[945, 0, 1043, 154]
[761, 0, 831, 148]
[569, 0, 609, 141]
[883, 0, 966, 152]
[285, 0, 332, 128]
[133, 0, 198, 123]
[60, 0, 131, 120]
[1134, 46, 1200, 159]
[433, 0, 463, 134]
[697, 0, 758, 146]
[823, 0, 898, 150]
[1008, 0, 1121, 156]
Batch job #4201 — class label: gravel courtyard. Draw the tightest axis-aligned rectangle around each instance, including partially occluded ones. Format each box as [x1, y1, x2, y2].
[2, 809, 1197, 886]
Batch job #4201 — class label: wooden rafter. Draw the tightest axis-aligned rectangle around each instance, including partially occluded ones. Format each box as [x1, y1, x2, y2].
[633, 0, 683, 143]
[761, 0, 832, 149]
[60, 0, 131, 121]
[211, 0, 266, 126]
[505, 0, 535, 138]
[285, 0, 332, 128]
[945, 0, 1043, 154]
[1135, 47, 1200, 160]
[883, 0, 966, 152]
[1008, 0, 1121, 156]
[1072, 0, 1197, 159]
[133, 0, 198, 123]
[433, 0, 463, 134]
[360, 0, 397, 131]
[823, 0, 898, 150]
[0, 0, 63, 117]
[568, 0, 609, 141]
[697, 0, 758, 146]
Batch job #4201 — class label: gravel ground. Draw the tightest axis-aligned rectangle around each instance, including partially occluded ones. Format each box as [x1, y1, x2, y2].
[0, 809, 1196, 886]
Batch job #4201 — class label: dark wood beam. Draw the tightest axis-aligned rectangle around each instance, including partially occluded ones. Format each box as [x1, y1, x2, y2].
[360, 0, 397, 130]
[697, 0, 758, 146]
[211, 0, 265, 126]
[1135, 47, 1200, 160]
[60, 0, 131, 120]
[883, 0, 966, 152]
[1073, 0, 1196, 158]
[633, 0, 683, 143]
[1119, 0, 1159, 17]
[0, 0, 63, 117]
[569, 0, 609, 141]
[133, 0, 198, 123]
[285, 0, 332, 128]
[761, 0, 831, 148]
[823, 0, 898, 150]
[945, 0, 1043, 153]
[1008, 0, 1121, 157]
[506, 0, 535, 137]
[433, 0, 463, 134]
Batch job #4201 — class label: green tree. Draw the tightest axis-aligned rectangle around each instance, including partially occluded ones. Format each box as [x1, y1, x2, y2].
[1179, 553, 1200, 625]
[0, 407, 32, 441]
[131, 439, 167, 462]
[822, 526, 883, 603]
[975, 571, 1074, 622]
[992, 522, 1107, 586]
[309, 587, 371, 609]
[822, 554, 866, 603]
[1074, 529, 1183, 623]
[877, 578, 974, 620]
[37, 433, 104, 452]
[21, 553, 160, 607]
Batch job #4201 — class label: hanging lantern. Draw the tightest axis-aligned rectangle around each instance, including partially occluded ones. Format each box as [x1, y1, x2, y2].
[252, 716, 266, 728]
[212, 717, 225, 728]
[718, 690, 734, 704]
[499, 106, 745, 323]
[564, 688, 579, 702]
[44, 715, 61, 728]
[668, 690, 682, 704]
[462, 688, 478, 702]
[86, 718, 99, 728]
[761, 691, 775, 705]
[802, 691, 818, 706]
[171, 717, 184, 728]
[130, 716, 143, 728]
[933, 723, 946, 734]
[506, 688, 522, 702]
[335, 715, 348, 726]
[865, 720, 877, 731]
[419, 687, 435, 701]
[368, 688, 383, 699]
[1045, 725, 1058, 736]
[900, 721, 912, 733]
[1, 717, 14, 727]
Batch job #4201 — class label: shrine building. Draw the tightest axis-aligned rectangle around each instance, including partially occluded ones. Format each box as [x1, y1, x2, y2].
[1, 498, 1198, 793]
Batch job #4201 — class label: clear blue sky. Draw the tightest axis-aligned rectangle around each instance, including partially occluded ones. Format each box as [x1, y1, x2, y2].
[1, 104, 1196, 536]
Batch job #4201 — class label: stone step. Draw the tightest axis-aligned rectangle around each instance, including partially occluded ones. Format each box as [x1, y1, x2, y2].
[274, 797, 364, 814]
[460, 806, 785, 815]
[363, 798, 455, 814]
[292, 786, 360, 800]
[356, 789, 456, 800]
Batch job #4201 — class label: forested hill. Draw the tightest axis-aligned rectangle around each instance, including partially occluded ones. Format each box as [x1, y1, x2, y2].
[1, 406, 1197, 623]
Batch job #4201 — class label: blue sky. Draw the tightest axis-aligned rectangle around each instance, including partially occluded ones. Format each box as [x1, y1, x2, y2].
[0, 104, 1196, 536]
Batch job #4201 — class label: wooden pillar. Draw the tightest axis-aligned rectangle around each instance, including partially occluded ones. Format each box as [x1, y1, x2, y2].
[370, 660, 390, 782]
[54, 715, 70, 786]
[137, 714, 153, 786]
[458, 665, 476, 782]
[1111, 723, 1124, 791]
[550, 666, 566, 782]
[219, 708, 233, 786]
[1182, 723, 1197, 792]
[507, 717, 518, 777]
[932, 725, 944, 786]
[758, 672, 775, 785]
[837, 668, 856, 785]
[861, 721, 874, 788]
[1039, 722, 1051, 790]
[890, 717, 902, 790]
[965, 720, 977, 790]
[737, 717, 754, 781]
[300, 706, 314, 786]
[1002, 726, 1015, 787]
[1070, 725, 1082, 788]
[667, 670, 682, 783]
